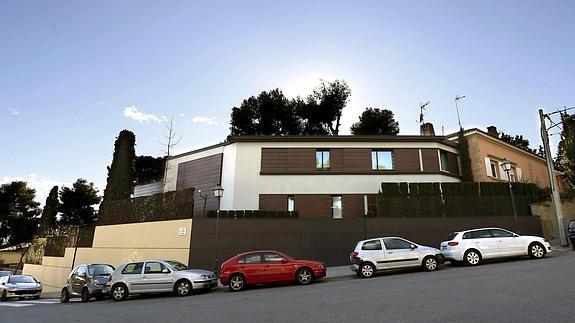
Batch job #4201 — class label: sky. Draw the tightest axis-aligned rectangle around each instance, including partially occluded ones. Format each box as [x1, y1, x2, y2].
[1, 0, 574, 204]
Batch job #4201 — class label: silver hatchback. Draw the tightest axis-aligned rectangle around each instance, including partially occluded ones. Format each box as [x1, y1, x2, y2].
[106, 260, 217, 301]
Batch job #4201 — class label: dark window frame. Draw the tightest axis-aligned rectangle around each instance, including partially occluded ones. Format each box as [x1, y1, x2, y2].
[440, 150, 450, 172]
[331, 195, 343, 219]
[316, 149, 331, 170]
[371, 149, 395, 171]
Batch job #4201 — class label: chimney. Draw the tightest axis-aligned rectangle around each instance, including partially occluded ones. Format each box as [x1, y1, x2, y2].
[487, 126, 499, 137]
[420, 122, 435, 136]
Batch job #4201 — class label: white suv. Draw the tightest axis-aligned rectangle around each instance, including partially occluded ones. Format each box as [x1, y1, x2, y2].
[350, 237, 445, 278]
[440, 227, 551, 266]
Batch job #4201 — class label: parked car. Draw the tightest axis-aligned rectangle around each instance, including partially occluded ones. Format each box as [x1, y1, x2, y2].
[350, 237, 444, 278]
[106, 260, 217, 301]
[568, 220, 575, 250]
[440, 227, 551, 266]
[60, 264, 115, 303]
[219, 250, 326, 292]
[0, 274, 42, 301]
[0, 271, 11, 278]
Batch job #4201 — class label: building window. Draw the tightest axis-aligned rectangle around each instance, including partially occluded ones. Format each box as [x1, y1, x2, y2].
[332, 195, 342, 219]
[316, 150, 330, 170]
[440, 150, 449, 172]
[287, 195, 295, 212]
[490, 160, 498, 178]
[371, 150, 394, 170]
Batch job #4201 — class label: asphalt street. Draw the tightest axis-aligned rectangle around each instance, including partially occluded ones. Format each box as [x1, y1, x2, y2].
[1, 250, 574, 323]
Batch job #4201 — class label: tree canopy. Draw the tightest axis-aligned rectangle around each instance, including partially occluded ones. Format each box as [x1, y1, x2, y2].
[59, 179, 101, 225]
[499, 132, 537, 155]
[229, 80, 351, 136]
[103, 130, 136, 202]
[555, 113, 575, 187]
[350, 107, 400, 135]
[135, 156, 166, 185]
[38, 185, 59, 237]
[0, 181, 41, 245]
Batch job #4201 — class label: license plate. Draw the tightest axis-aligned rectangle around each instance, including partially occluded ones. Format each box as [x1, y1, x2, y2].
[441, 246, 447, 250]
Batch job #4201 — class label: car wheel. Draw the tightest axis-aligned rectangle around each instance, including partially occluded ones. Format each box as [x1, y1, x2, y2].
[296, 268, 314, 285]
[60, 288, 70, 303]
[464, 250, 481, 266]
[422, 256, 439, 271]
[528, 242, 546, 259]
[111, 284, 129, 301]
[228, 274, 246, 292]
[175, 279, 193, 297]
[0, 290, 6, 302]
[81, 288, 91, 303]
[359, 262, 376, 278]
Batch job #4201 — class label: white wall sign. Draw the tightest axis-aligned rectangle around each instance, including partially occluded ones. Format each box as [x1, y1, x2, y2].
[178, 227, 187, 236]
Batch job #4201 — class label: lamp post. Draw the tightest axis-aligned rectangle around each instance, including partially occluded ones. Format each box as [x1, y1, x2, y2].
[197, 190, 208, 218]
[501, 159, 519, 232]
[212, 185, 224, 273]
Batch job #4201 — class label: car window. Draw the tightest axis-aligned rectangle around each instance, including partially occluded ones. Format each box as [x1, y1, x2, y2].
[165, 261, 188, 271]
[444, 232, 458, 241]
[239, 253, 262, 264]
[569, 221, 575, 229]
[122, 262, 144, 275]
[76, 266, 87, 277]
[463, 230, 492, 239]
[88, 265, 114, 276]
[144, 262, 169, 274]
[361, 240, 382, 250]
[383, 238, 413, 250]
[490, 229, 515, 238]
[263, 253, 284, 263]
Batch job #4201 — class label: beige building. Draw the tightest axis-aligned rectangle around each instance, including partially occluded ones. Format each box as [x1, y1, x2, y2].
[448, 127, 557, 189]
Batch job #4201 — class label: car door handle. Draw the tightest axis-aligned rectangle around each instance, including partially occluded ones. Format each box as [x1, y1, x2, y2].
[387, 251, 393, 254]
[497, 240, 503, 242]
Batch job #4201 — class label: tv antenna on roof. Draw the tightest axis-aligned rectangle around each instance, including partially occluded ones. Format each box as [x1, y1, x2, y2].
[455, 95, 466, 130]
[419, 101, 430, 124]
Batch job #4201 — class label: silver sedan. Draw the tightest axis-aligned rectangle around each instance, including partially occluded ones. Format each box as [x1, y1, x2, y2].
[0, 275, 43, 301]
[106, 260, 217, 301]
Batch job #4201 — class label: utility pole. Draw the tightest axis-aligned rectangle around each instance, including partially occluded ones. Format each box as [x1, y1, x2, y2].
[539, 109, 568, 246]
[455, 95, 465, 130]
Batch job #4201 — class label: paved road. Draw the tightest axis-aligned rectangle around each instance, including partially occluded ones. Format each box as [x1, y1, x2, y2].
[2, 251, 574, 323]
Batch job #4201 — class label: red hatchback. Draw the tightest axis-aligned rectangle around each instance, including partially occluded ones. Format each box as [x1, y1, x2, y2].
[219, 250, 327, 291]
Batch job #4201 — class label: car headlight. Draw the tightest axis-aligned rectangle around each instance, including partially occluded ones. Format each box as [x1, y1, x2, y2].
[201, 275, 210, 280]
[316, 264, 325, 269]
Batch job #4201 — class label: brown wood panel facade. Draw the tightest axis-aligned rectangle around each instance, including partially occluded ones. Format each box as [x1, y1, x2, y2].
[261, 147, 458, 177]
[176, 154, 223, 217]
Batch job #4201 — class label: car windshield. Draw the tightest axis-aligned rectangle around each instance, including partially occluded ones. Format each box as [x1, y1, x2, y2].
[8, 276, 36, 284]
[88, 264, 115, 276]
[165, 261, 188, 271]
[569, 221, 575, 229]
[0, 271, 10, 277]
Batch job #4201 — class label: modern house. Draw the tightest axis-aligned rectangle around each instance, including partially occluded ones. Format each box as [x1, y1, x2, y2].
[164, 135, 462, 218]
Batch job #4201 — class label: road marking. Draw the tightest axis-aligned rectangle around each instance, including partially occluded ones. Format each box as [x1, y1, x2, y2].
[0, 299, 60, 308]
[0, 302, 33, 307]
[19, 299, 60, 304]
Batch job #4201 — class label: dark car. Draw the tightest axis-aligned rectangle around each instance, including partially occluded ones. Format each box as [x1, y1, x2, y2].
[219, 250, 326, 292]
[568, 220, 575, 250]
[60, 264, 115, 303]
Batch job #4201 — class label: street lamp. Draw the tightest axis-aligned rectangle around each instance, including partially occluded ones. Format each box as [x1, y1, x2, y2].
[212, 185, 224, 273]
[501, 159, 519, 232]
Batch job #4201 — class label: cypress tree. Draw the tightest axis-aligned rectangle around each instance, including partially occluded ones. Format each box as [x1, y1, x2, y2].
[103, 130, 136, 202]
[458, 130, 474, 182]
[38, 186, 59, 237]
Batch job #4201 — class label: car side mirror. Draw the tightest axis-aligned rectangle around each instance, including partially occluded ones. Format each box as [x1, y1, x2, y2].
[410, 244, 418, 249]
[281, 258, 289, 264]
[162, 269, 170, 274]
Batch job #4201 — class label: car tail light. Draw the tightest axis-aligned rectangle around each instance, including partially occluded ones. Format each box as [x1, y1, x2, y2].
[350, 252, 359, 258]
[448, 242, 459, 246]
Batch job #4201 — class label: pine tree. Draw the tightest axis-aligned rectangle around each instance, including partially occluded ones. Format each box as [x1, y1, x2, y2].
[38, 186, 59, 237]
[458, 130, 474, 182]
[102, 130, 136, 202]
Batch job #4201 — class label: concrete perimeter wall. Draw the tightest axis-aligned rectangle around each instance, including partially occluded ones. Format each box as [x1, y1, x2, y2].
[23, 219, 193, 292]
[189, 217, 543, 269]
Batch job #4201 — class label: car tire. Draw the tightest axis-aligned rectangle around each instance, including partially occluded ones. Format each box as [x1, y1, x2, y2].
[422, 256, 439, 271]
[174, 279, 193, 297]
[60, 288, 70, 303]
[358, 262, 376, 278]
[228, 274, 246, 292]
[528, 242, 546, 259]
[111, 283, 129, 302]
[296, 267, 314, 285]
[1, 290, 7, 302]
[464, 249, 481, 266]
[81, 288, 91, 303]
